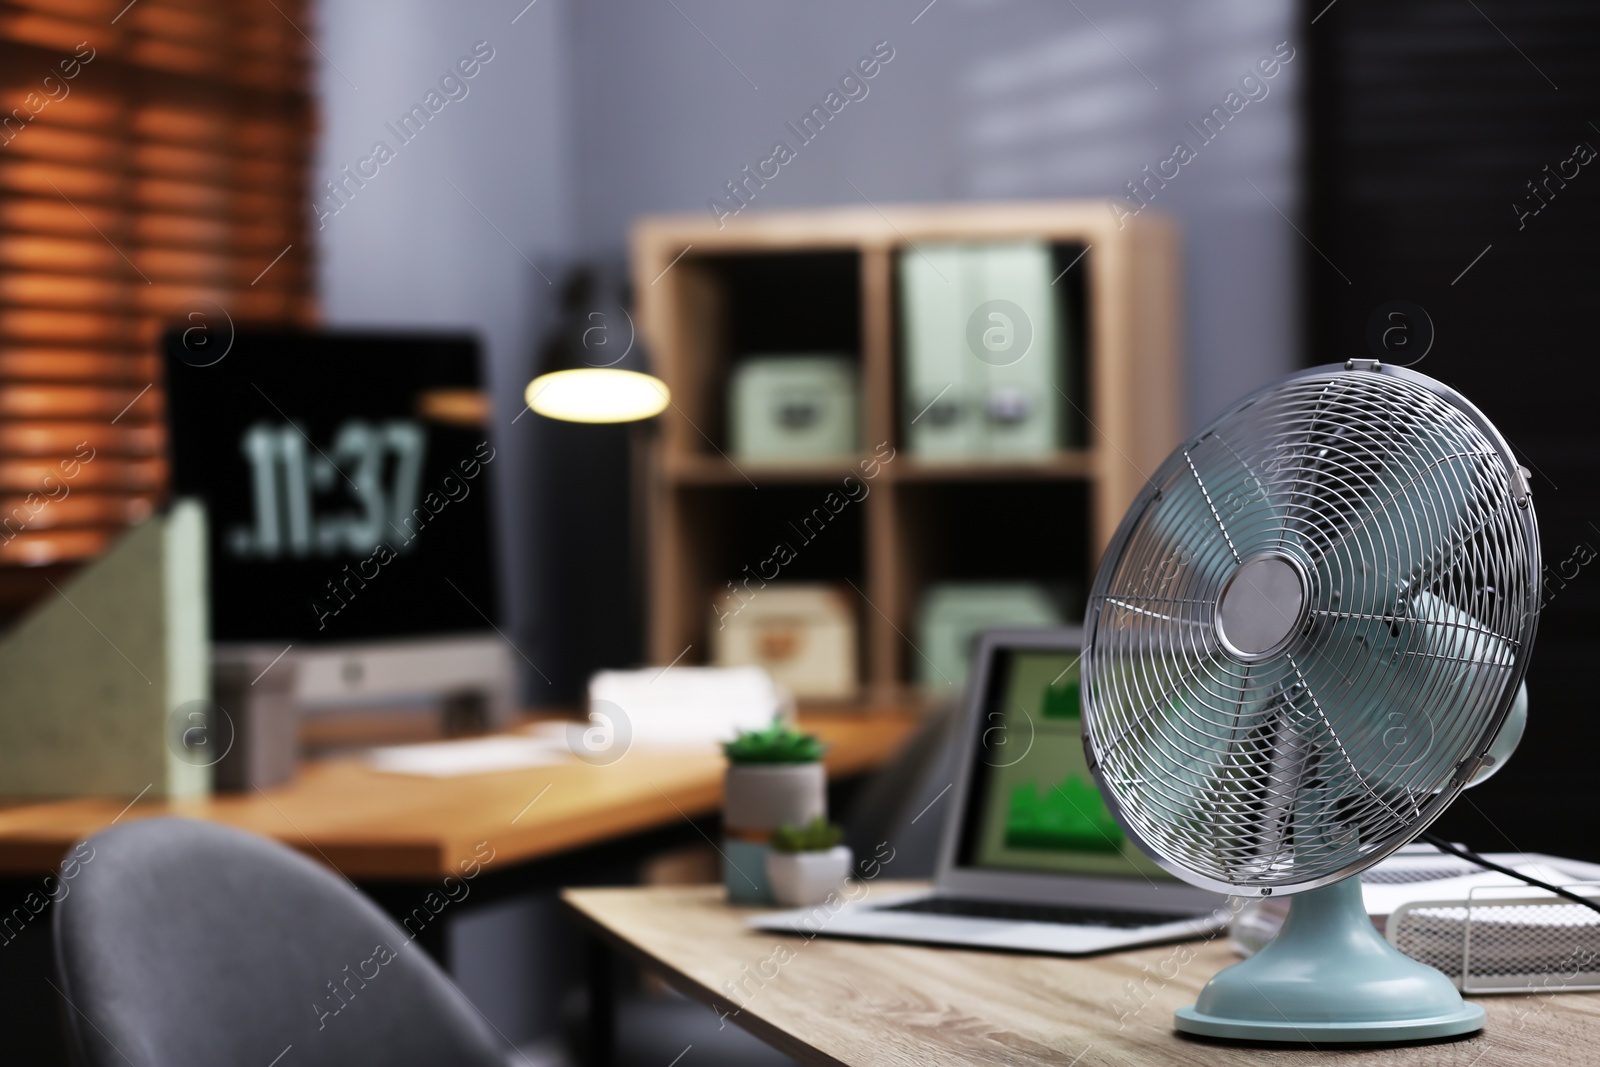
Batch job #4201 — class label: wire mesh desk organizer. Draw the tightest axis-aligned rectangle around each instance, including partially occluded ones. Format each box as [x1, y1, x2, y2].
[1389, 881, 1600, 994]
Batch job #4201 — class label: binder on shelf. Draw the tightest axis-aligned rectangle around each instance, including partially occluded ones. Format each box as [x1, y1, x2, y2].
[899, 244, 979, 458]
[971, 241, 1063, 459]
[899, 240, 1074, 459]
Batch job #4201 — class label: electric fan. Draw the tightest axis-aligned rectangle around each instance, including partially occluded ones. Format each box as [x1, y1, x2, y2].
[1081, 359, 1539, 1042]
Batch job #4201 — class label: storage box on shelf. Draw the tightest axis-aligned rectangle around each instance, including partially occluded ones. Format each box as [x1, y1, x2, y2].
[631, 201, 1180, 705]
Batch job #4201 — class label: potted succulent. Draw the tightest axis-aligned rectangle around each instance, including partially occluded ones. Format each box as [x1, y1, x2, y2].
[721, 717, 827, 904]
[766, 817, 852, 907]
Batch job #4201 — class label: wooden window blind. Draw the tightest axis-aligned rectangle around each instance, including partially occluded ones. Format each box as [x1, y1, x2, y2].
[0, 0, 314, 625]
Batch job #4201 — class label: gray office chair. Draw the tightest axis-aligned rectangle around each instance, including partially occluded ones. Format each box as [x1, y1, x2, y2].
[53, 817, 508, 1067]
[842, 700, 962, 878]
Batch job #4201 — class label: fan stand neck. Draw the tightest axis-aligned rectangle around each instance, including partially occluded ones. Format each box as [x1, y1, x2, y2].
[1175, 878, 1485, 1044]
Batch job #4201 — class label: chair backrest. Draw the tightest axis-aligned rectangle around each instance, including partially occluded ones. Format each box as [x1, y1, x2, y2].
[842, 701, 960, 878]
[52, 817, 507, 1067]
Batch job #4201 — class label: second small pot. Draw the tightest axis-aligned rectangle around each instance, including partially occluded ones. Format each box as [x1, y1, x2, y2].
[766, 845, 853, 907]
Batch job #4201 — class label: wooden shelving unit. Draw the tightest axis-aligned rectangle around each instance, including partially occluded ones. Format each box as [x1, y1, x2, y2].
[631, 201, 1181, 703]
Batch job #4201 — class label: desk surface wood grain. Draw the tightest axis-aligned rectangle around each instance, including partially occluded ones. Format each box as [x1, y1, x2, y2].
[0, 712, 916, 879]
[564, 883, 1600, 1067]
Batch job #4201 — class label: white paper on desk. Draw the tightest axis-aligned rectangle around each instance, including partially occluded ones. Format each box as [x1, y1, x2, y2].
[1361, 863, 1598, 916]
[1232, 859, 1600, 958]
[587, 665, 784, 748]
[367, 736, 567, 777]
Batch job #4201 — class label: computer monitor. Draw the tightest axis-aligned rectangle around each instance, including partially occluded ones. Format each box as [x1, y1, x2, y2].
[162, 329, 513, 726]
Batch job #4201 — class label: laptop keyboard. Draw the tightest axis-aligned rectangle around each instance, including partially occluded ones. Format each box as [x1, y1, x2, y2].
[880, 896, 1203, 929]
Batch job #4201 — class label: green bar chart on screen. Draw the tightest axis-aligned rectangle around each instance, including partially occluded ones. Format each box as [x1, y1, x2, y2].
[1005, 776, 1124, 852]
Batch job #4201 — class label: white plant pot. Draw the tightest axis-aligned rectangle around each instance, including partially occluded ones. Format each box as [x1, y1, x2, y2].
[723, 762, 826, 833]
[766, 845, 852, 907]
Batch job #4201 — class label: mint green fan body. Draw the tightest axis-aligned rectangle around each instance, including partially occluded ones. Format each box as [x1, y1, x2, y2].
[1080, 361, 1540, 1044]
[1175, 879, 1483, 1040]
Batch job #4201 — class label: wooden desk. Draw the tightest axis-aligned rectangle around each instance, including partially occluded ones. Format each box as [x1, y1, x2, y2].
[0, 711, 917, 879]
[565, 883, 1600, 1067]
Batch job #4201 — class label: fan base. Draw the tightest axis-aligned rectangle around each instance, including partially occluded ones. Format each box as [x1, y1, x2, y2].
[1175, 878, 1485, 1045]
[1174, 1004, 1485, 1043]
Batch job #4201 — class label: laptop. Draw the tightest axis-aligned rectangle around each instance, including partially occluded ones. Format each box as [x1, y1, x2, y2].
[750, 627, 1230, 955]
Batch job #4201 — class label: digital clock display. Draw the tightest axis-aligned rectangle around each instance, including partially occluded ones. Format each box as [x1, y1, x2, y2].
[229, 419, 426, 561]
[163, 330, 498, 644]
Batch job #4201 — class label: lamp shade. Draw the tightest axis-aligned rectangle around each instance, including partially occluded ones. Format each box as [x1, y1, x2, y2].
[526, 267, 669, 423]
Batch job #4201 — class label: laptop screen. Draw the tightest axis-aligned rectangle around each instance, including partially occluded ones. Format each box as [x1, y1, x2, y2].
[954, 643, 1172, 880]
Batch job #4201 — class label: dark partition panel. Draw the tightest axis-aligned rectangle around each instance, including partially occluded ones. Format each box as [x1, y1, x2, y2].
[1305, 1, 1600, 859]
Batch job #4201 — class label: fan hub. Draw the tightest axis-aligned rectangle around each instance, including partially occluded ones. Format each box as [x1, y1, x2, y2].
[1215, 553, 1308, 660]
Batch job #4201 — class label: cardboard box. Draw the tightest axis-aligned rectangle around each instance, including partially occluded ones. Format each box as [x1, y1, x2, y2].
[712, 583, 857, 699]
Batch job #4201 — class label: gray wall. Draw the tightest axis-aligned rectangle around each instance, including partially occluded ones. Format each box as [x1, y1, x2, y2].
[313, 0, 577, 700]
[572, 0, 1302, 429]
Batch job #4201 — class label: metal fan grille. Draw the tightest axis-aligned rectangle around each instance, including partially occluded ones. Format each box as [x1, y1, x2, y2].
[1082, 365, 1539, 896]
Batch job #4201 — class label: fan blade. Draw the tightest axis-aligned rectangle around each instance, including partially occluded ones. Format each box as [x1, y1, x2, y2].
[1235, 697, 1314, 877]
[1298, 591, 1516, 802]
[1105, 462, 1237, 604]
[1259, 380, 1391, 564]
[1190, 667, 1360, 882]
[1183, 427, 1316, 561]
[1311, 395, 1501, 598]
[1092, 650, 1273, 868]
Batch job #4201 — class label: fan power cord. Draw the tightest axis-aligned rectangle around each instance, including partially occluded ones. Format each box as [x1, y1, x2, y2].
[1419, 832, 1600, 919]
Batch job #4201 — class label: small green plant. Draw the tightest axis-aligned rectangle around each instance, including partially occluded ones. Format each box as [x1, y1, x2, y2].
[770, 816, 844, 854]
[722, 717, 826, 765]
